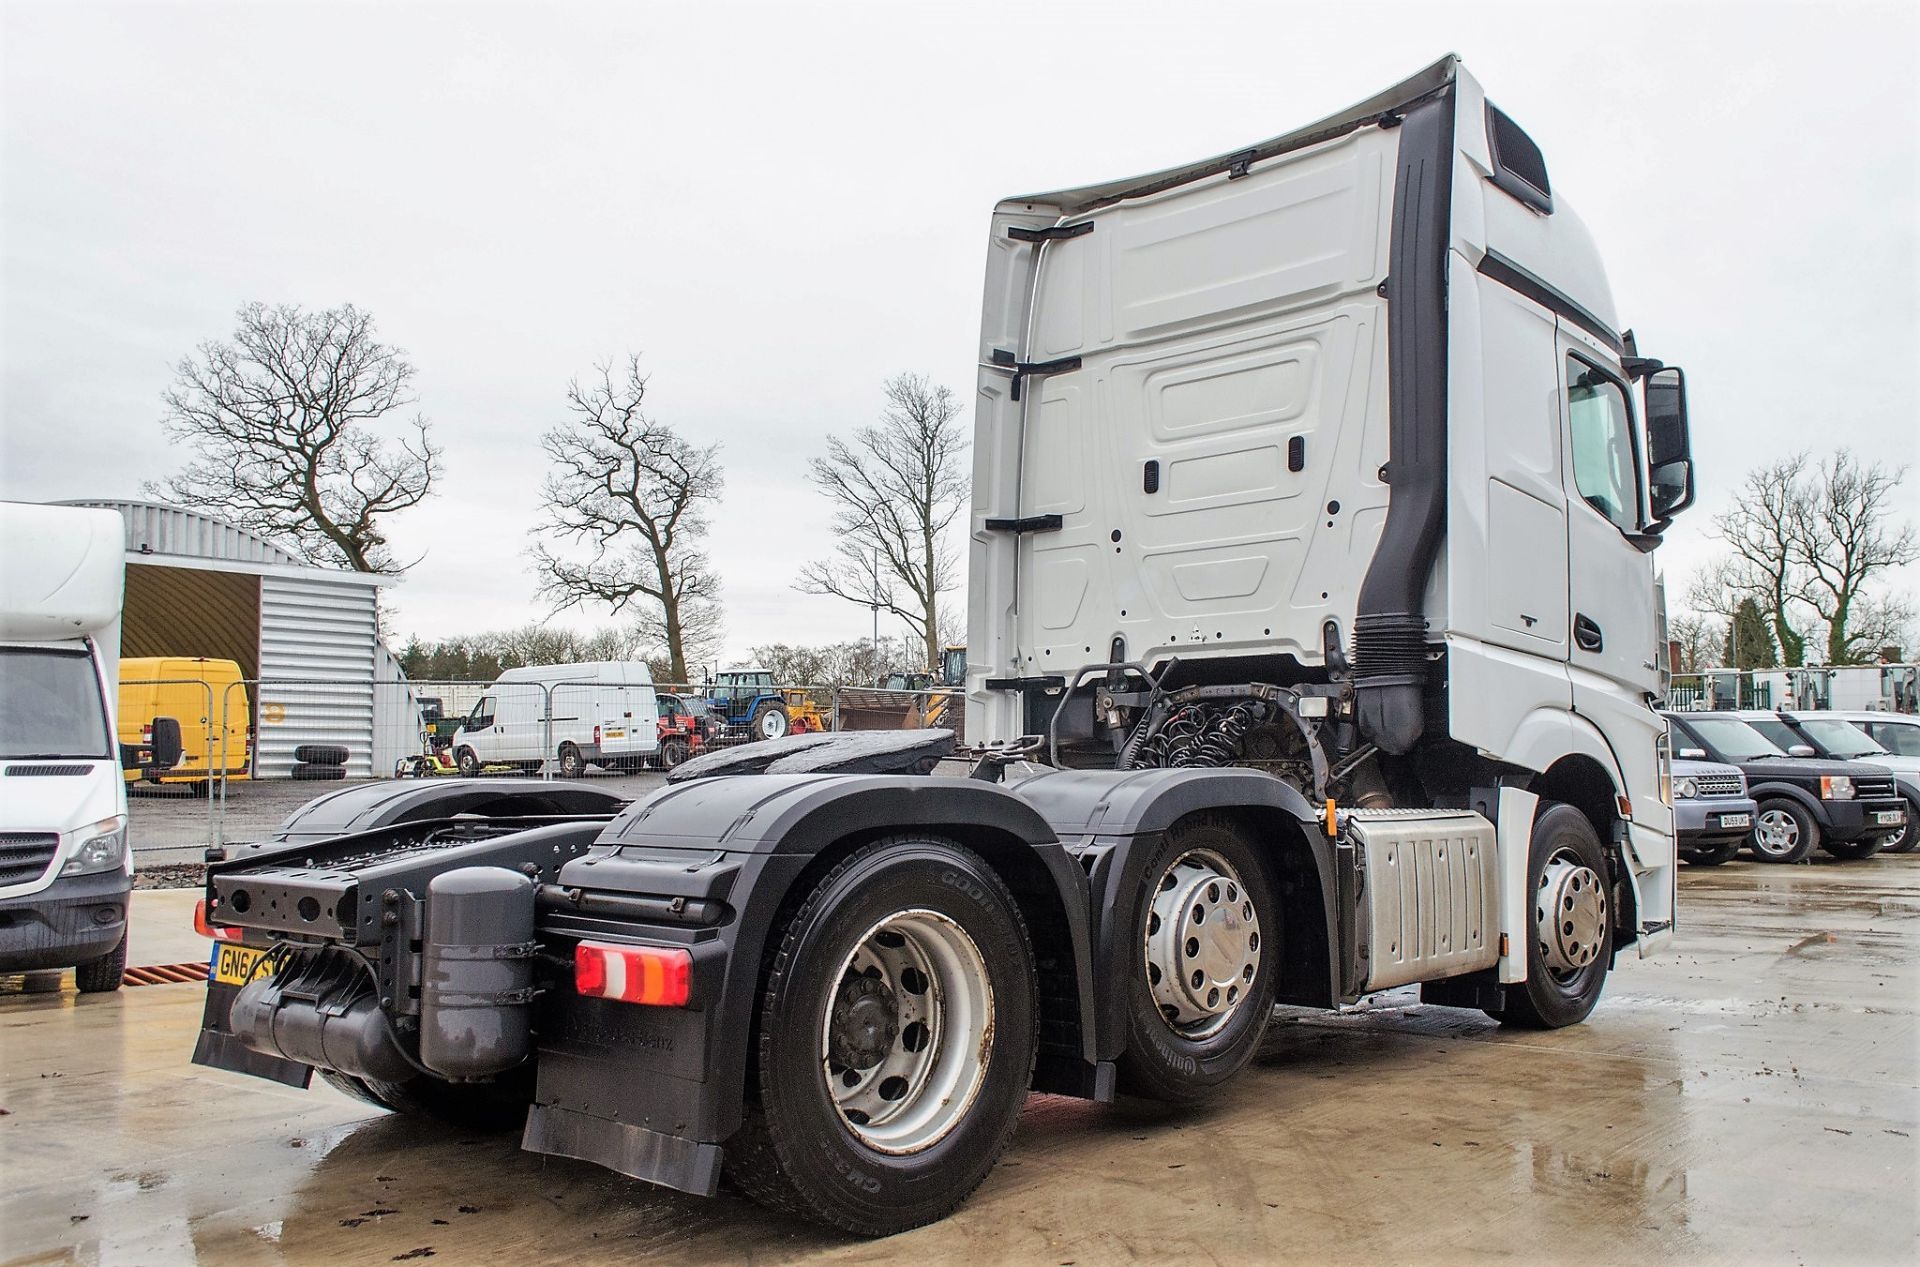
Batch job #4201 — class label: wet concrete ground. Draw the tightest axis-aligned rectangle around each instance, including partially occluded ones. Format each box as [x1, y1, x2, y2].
[3, 859, 1914, 1266]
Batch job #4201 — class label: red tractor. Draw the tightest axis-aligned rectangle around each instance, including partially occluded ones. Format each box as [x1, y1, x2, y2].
[653, 693, 712, 770]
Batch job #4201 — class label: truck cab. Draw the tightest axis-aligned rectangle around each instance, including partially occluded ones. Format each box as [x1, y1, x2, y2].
[968, 54, 1689, 954]
[0, 504, 136, 991]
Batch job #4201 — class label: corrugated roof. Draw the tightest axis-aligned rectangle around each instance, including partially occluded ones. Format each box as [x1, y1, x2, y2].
[55, 499, 314, 569]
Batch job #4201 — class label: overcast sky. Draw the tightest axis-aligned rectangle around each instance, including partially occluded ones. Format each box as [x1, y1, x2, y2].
[4, 0, 1916, 660]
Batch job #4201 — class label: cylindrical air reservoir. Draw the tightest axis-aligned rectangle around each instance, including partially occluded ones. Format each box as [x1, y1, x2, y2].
[420, 866, 536, 1081]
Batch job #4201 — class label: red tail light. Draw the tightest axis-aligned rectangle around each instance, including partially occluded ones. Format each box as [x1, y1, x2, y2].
[594, 724, 602, 746]
[574, 941, 691, 1007]
[194, 898, 241, 940]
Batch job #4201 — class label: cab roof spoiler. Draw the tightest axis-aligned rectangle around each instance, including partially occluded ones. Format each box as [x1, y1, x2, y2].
[999, 54, 1459, 218]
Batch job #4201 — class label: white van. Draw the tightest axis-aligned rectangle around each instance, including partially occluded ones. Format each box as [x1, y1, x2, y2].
[0, 503, 140, 991]
[450, 661, 659, 778]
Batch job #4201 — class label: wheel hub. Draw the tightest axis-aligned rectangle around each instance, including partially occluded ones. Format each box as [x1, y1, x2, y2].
[1536, 851, 1606, 977]
[1145, 850, 1260, 1038]
[821, 909, 993, 1155]
[827, 975, 900, 1069]
[1756, 809, 1799, 854]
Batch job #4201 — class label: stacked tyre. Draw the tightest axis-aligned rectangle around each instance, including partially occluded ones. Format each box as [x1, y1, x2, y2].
[291, 744, 349, 781]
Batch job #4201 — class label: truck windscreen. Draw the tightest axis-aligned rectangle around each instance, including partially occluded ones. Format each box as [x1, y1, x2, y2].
[0, 648, 111, 760]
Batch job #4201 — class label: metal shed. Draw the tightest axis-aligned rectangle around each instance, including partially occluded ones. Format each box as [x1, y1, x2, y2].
[55, 500, 407, 778]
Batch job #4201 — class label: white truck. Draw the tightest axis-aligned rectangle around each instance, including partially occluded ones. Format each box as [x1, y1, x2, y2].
[448, 660, 660, 777]
[0, 502, 160, 991]
[194, 56, 1694, 1236]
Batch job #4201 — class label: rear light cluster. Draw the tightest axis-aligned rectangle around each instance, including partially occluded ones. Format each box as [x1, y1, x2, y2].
[574, 941, 691, 1007]
[193, 898, 241, 940]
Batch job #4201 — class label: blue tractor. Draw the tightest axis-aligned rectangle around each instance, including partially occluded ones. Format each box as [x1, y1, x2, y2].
[704, 667, 793, 741]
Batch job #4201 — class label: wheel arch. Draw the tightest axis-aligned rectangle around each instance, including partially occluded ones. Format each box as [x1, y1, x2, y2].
[1527, 752, 1637, 954]
[1745, 781, 1829, 828]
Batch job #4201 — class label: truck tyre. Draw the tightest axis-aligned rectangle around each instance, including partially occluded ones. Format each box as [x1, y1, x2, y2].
[1881, 796, 1918, 854]
[289, 762, 347, 782]
[1485, 802, 1613, 1030]
[751, 702, 790, 741]
[456, 747, 481, 777]
[1821, 836, 1883, 861]
[292, 744, 349, 766]
[558, 743, 586, 779]
[1116, 818, 1278, 1103]
[1749, 798, 1817, 863]
[659, 736, 689, 770]
[730, 836, 1037, 1236]
[74, 932, 127, 993]
[317, 1068, 533, 1132]
[1679, 838, 1740, 866]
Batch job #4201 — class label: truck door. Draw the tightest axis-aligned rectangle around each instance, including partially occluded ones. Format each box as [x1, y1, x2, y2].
[1558, 330, 1671, 926]
[1008, 122, 1399, 678]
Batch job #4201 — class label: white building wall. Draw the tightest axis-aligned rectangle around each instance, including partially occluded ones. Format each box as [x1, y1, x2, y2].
[257, 574, 379, 777]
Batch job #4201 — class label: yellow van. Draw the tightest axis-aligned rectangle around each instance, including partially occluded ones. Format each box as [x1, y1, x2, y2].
[119, 657, 251, 785]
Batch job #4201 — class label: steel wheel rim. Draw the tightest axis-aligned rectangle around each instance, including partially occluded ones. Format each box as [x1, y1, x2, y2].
[821, 908, 992, 1155]
[1144, 848, 1261, 1039]
[1755, 808, 1800, 856]
[1536, 847, 1606, 982]
[760, 711, 787, 739]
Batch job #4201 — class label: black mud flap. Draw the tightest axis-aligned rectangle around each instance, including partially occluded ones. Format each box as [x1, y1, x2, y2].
[191, 978, 313, 1089]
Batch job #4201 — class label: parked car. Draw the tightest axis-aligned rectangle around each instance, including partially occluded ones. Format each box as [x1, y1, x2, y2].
[1670, 757, 1757, 866]
[1663, 711, 1905, 862]
[450, 661, 660, 778]
[1776, 711, 1920, 855]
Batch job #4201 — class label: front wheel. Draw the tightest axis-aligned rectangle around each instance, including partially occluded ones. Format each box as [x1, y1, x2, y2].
[1485, 802, 1612, 1029]
[75, 932, 127, 993]
[1680, 838, 1740, 866]
[1750, 798, 1817, 863]
[729, 837, 1037, 1236]
[1117, 817, 1278, 1102]
[658, 736, 689, 770]
[1881, 799, 1918, 854]
[455, 747, 480, 778]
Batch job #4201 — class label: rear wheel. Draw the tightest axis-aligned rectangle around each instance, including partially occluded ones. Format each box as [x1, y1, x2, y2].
[1117, 818, 1278, 1102]
[558, 743, 585, 779]
[729, 836, 1036, 1236]
[1486, 802, 1612, 1029]
[74, 932, 127, 993]
[1679, 838, 1740, 866]
[752, 703, 791, 741]
[1750, 798, 1817, 863]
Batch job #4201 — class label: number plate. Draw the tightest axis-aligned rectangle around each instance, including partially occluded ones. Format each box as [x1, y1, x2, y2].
[211, 942, 272, 987]
[1877, 809, 1906, 826]
[1718, 813, 1751, 829]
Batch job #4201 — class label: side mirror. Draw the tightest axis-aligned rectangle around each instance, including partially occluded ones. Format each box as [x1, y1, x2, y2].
[1788, 744, 1816, 758]
[1678, 747, 1706, 759]
[1644, 366, 1693, 523]
[149, 716, 184, 769]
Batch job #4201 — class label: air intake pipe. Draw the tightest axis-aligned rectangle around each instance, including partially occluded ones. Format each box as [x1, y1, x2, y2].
[1354, 88, 1454, 756]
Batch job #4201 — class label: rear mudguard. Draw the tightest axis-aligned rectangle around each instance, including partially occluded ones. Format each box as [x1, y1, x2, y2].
[526, 773, 1100, 1196]
[526, 767, 1335, 1198]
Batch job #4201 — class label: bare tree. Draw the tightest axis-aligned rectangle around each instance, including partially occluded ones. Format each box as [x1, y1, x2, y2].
[149, 302, 438, 573]
[798, 373, 968, 671]
[1700, 455, 1811, 666]
[1789, 452, 1917, 665]
[531, 357, 724, 685]
[1667, 614, 1724, 674]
